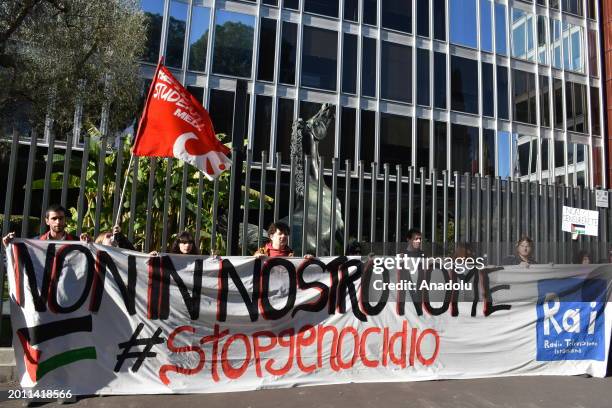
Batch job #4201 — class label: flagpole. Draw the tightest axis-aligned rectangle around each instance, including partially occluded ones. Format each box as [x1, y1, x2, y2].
[114, 153, 134, 226]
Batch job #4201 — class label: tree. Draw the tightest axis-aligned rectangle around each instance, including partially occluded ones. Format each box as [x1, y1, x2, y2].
[0, 0, 147, 135]
[212, 21, 254, 78]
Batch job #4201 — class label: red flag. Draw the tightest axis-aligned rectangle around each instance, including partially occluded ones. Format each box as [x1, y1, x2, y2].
[133, 61, 231, 179]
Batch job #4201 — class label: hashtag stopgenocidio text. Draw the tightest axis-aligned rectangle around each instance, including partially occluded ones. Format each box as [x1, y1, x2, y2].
[372, 255, 486, 275]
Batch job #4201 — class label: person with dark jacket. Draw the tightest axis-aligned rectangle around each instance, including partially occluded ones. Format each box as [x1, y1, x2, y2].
[405, 228, 425, 257]
[170, 231, 200, 255]
[502, 236, 537, 266]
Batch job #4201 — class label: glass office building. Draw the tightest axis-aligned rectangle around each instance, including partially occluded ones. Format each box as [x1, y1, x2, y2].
[139, 0, 606, 188]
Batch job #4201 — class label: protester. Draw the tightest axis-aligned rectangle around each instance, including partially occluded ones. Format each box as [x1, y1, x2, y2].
[254, 222, 294, 257]
[572, 250, 592, 265]
[502, 236, 537, 266]
[2, 204, 90, 246]
[94, 225, 135, 250]
[452, 242, 475, 259]
[170, 231, 200, 255]
[406, 228, 425, 257]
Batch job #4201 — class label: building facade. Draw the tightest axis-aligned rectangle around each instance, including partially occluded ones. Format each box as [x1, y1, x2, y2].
[139, 0, 607, 188]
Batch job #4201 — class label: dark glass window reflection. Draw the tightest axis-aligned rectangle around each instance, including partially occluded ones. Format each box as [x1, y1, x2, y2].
[363, 0, 377, 26]
[541, 138, 549, 172]
[566, 82, 588, 134]
[188, 4, 210, 72]
[417, 48, 429, 106]
[360, 110, 376, 164]
[554, 140, 564, 169]
[254, 95, 273, 158]
[283, 0, 299, 10]
[340, 107, 356, 162]
[344, 0, 358, 22]
[301, 102, 336, 159]
[417, 0, 429, 37]
[277, 98, 295, 163]
[382, 0, 412, 34]
[451, 124, 479, 174]
[362, 37, 376, 97]
[209, 89, 235, 139]
[563, 0, 583, 17]
[539, 75, 550, 127]
[433, 0, 446, 41]
[305, 0, 339, 18]
[380, 113, 412, 166]
[381, 41, 412, 103]
[166, 1, 188, 69]
[213, 11, 255, 78]
[553, 79, 563, 129]
[342, 34, 358, 94]
[497, 66, 509, 119]
[451, 56, 478, 114]
[433, 121, 447, 171]
[483, 129, 495, 176]
[186, 86, 204, 103]
[512, 69, 536, 125]
[257, 18, 277, 81]
[142, 0, 164, 63]
[482, 62, 494, 117]
[280, 22, 297, 84]
[591, 86, 601, 135]
[495, 3, 507, 55]
[416, 119, 430, 170]
[434, 52, 446, 109]
[302, 26, 338, 91]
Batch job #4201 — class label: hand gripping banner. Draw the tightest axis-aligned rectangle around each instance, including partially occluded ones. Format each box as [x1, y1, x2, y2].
[6, 240, 612, 395]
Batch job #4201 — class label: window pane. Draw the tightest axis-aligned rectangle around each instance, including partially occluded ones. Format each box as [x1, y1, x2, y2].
[362, 37, 376, 97]
[300, 102, 336, 158]
[360, 110, 376, 164]
[305, 0, 338, 18]
[451, 55, 478, 114]
[480, 0, 493, 52]
[380, 113, 412, 166]
[512, 69, 536, 125]
[382, 0, 412, 34]
[276, 98, 294, 163]
[417, 48, 429, 106]
[433, 121, 447, 171]
[254, 95, 273, 158]
[591, 86, 601, 135]
[497, 131, 515, 179]
[209, 89, 235, 138]
[213, 11, 255, 78]
[263, 0, 278, 5]
[517, 137, 530, 177]
[530, 138, 538, 175]
[539, 75, 550, 127]
[417, 0, 429, 37]
[340, 107, 356, 162]
[166, 1, 188, 69]
[563, 0, 583, 17]
[257, 18, 277, 81]
[562, 22, 584, 73]
[551, 19, 562, 69]
[537, 15, 548, 65]
[572, 82, 588, 134]
[381, 41, 412, 103]
[186, 86, 204, 103]
[512, 8, 535, 62]
[588, 30, 598, 77]
[280, 22, 297, 84]
[483, 128, 495, 176]
[342, 33, 358, 94]
[451, 124, 479, 174]
[450, 0, 477, 48]
[301, 26, 338, 91]
[188, 4, 210, 72]
[363, 0, 377, 26]
[588, 0, 597, 20]
[142, 0, 165, 63]
[433, 0, 446, 41]
[416, 118, 430, 170]
[283, 0, 299, 10]
[494, 3, 507, 55]
[554, 140, 564, 169]
[434, 52, 447, 109]
[553, 78, 563, 129]
[482, 62, 494, 117]
[497, 66, 509, 120]
[541, 138, 550, 172]
[344, 0, 358, 22]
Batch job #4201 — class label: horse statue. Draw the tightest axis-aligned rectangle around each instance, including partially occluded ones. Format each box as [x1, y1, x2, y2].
[282, 103, 344, 255]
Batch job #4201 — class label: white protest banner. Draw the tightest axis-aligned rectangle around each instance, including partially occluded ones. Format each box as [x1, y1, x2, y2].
[6, 240, 612, 395]
[562, 206, 599, 236]
[596, 190, 609, 208]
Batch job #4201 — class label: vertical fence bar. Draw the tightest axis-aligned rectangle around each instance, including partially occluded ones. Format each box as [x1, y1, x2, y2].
[75, 133, 90, 236]
[274, 153, 282, 222]
[357, 161, 364, 242]
[383, 163, 390, 245]
[315, 158, 324, 257]
[242, 150, 253, 255]
[225, 149, 240, 255]
[523, 181, 529, 238]
[408, 167, 414, 229]
[454, 172, 459, 243]
[542, 181, 549, 263]
[370, 162, 378, 244]
[552, 183, 558, 263]
[144, 158, 157, 252]
[161, 158, 174, 252]
[93, 135, 108, 238]
[431, 169, 438, 250]
[343, 160, 352, 254]
[484, 176, 490, 261]
[178, 164, 189, 232]
[127, 156, 139, 243]
[21, 131, 38, 237]
[443, 171, 448, 248]
[514, 181, 520, 241]
[419, 167, 426, 238]
[495, 177, 501, 265]
[534, 182, 540, 259]
[464, 173, 471, 243]
[62, 87, 83, 207]
[330, 157, 338, 256]
[396, 165, 403, 250]
[302, 156, 311, 256]
[475, 174, 481, 244]
[211, 177, 220, 253]
[195, 173, 204, 253]
[40, 128, 56, 235]
[504, 180, 511, 256]
[288, 156, 296, 249]
[112, 139, 125, 222]
[2, 130, 19, 236]
[258, 151, 268, 250]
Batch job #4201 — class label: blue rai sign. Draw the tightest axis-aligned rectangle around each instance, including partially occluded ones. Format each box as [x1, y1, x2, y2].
[536, 278, 606, 361]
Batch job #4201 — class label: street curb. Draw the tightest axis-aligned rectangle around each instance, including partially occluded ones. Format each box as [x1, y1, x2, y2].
[0, 348, 16, 382]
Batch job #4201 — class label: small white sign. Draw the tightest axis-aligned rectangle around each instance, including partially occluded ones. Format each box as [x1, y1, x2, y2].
[595, 190, 609, 208]
[562, 206, 599, 236]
